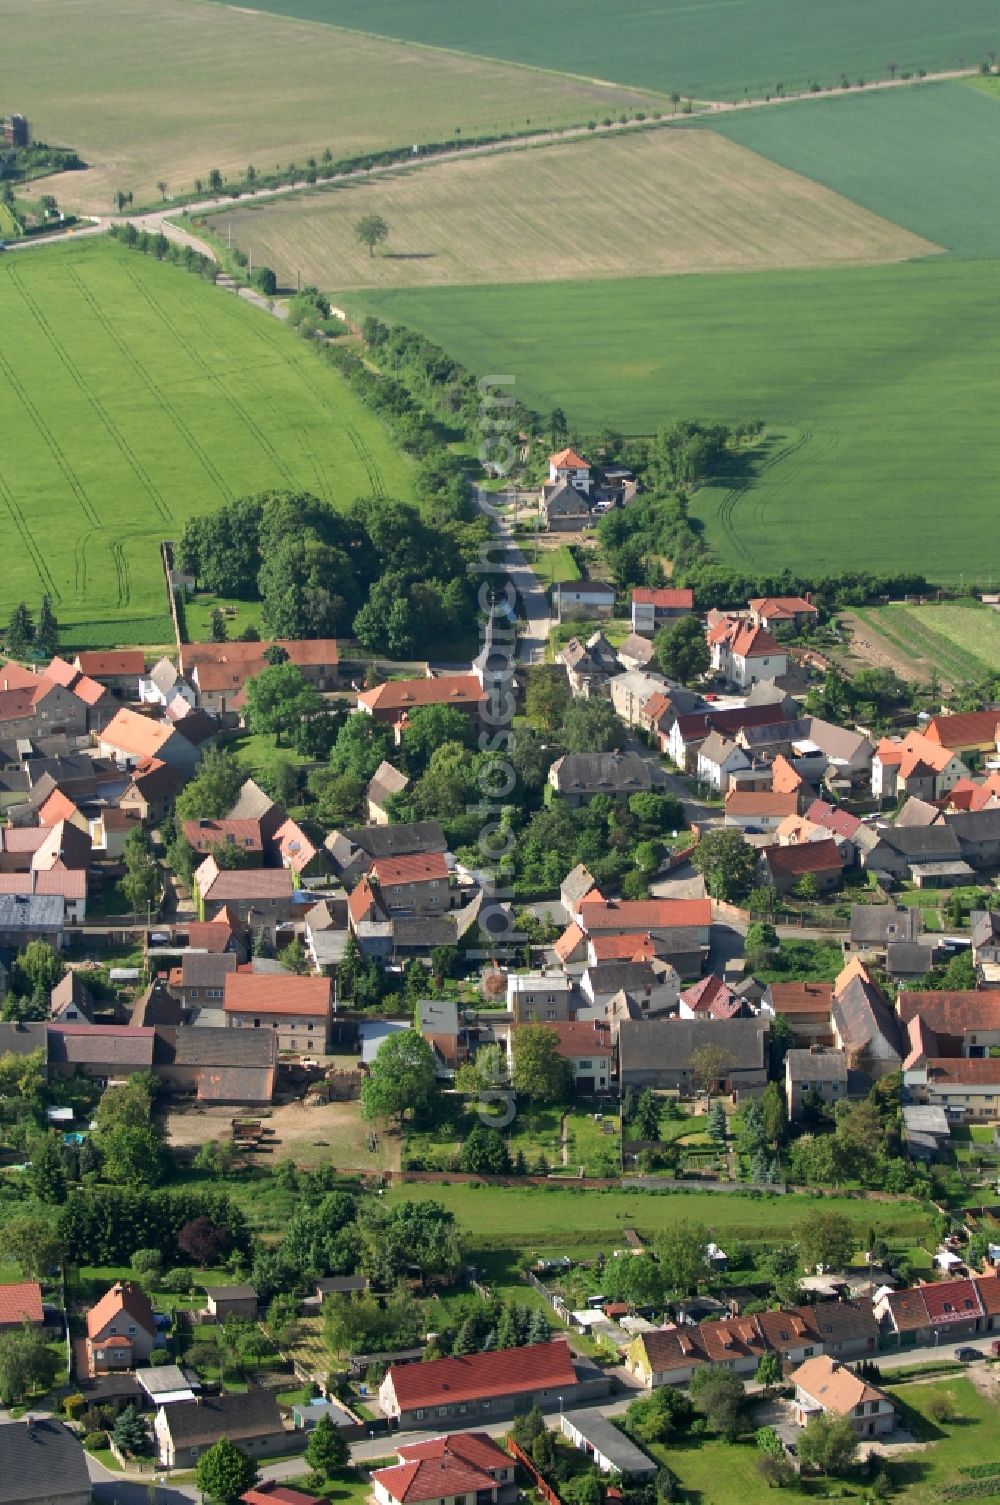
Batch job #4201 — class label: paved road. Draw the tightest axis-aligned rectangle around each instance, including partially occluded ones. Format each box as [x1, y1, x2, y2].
[474, 486, 553, 665]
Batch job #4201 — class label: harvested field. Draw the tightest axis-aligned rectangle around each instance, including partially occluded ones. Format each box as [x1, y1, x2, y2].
[5, 0, 661, 212]
[218, 129, 936, 291]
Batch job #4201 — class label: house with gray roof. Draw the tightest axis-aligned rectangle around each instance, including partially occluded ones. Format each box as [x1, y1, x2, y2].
[902, 1104, 952, 1161]
[154, 1390, 292, 1468]
[366, 760, 409, 825]
[785, 1046, 848, 1121]
[554, 580, 617, 621]
[548, 750, 668, 806]
[618, 1017, 769, 1096]
[541, 480, 593, 532]
[946, 808, 1000, 871]
[153, 1025, 277, 1104]
[0, 892, 65, 947]
[0, 1021, 48, 1062]
[862, 824, 972, 886]
[831, 975, 902, 1078]
[561, 862, 598, 916]
[696, 731, 750, 793]
[0, 1416, 91, 1505]
[580, 959, 679, 1016]
[326, 820, 448, 885]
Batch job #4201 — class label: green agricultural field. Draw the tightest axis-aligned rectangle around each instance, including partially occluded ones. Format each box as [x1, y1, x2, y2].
[383, 1181, 932, 1254]
[854, 601, 1000, 682]
[213, 0, 1000, 102]
[351, 256, 1000, 581]
[0, 238, 412, 643]
[4, 0, 662, 212]
[702, 81, 1000, 257]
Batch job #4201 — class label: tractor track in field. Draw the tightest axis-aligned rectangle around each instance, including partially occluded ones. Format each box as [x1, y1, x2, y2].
[0, 466, 60, 602]
[67, 265, 232, 505]
[716, 429, 813, 557]
[7, 262, 173, 525]
[120, 262, 299, 490]
[0, 341, 101, 530]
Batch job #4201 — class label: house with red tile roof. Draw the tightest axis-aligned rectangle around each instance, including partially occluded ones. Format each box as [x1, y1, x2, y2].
[762, 981, 834, 1045]
[507, 1020, 614, 1093]
[378, 1339, 584, 1427]
[872, 732, 970, 803]
[0, 1280, 43, 1331]
[587, 932, 659, 965]
[666, 703, 789, 771]
[924, 710, 1000, 757]
[548, 448, 591, 494]
[223, 973, 331, 1052]
[748, 596, 818, 632]
[99, 707, 200, 773]
[945, 773, 1000, 812]
[182, 818, 264, 863]
[85, 1281, 157, 1375]
[181, 641, 340, 709]
[73, 650, 147, 695]
[271, 817, 323, 879]
[357, 675, 487, 726]
[904, 1055, 1000, 1122]
[875, 1275, 1000, 1346]
[897, 989, 1000, 1052]
[790, 1355, 895, 1438]
[679, 974, 744, 1021]
[37, 788, 87, 832]
[193, 857, 295, 931]
[761, 838, 844, 896]
[630, 587, 694, 636]
[708, 619, 787, 690]
[372, 1432, 517, 1505]
[368, 851, 453, 916]
[724, 788, 799, 832]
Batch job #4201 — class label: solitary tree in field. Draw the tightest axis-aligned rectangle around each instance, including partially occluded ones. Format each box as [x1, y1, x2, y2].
[887, 59, 898, 78]
[157, 180, 168, 201]
[208, 168, 223, 192]
[355, 213, 389, 257]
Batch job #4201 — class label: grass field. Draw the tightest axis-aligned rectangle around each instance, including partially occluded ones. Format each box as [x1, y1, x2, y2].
[212, 0, 1000, 102]
[854, 601, 1000, 682]
[351, 256, 1000, 581]
[703, 81, 1000, 257]
[5, 0, 663, 212]
[0, 238, 412, 640]
[383, 1181, 932, 1254]
[216, 129, 933, 291]
[532, 546, 582, 588]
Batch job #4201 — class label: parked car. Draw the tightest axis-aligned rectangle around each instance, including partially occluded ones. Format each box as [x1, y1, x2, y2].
[957, 1347, 984, 1362]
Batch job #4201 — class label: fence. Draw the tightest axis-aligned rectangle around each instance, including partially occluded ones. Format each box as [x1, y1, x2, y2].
[523, 1270, 572, 1325]
[507, 1437, 563, 1505]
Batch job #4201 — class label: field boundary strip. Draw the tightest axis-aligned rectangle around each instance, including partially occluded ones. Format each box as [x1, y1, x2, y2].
[7, 260, 174, 524]
[0, 465, 61, 602]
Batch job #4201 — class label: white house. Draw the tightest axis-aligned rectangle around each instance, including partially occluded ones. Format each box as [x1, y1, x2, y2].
[707, 620, 787, 690]
[549, 447, 592, 495]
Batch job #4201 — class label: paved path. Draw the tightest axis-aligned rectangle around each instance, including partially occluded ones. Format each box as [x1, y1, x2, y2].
[474, 486, 553, 664]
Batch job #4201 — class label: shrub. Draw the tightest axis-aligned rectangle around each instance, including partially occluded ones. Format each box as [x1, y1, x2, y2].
[149, 1349, 171, 1367]
[62, 1393, 86, 1421]
[84, 1431, 108, 1449]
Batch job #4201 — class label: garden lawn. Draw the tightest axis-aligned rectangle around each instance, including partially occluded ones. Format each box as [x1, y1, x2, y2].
[0, 238, 411, 644]
[383, 1181, 932, 1253]
[211, 0, 1000, 102]
[702, 82, 1000, 258]
[532, 547, 582, 588]
[351, 256, 1000, 583]
[285, 1469, 379, 1505]
[3, 0, 661, 211]
[884, 1377, 1000, 1502]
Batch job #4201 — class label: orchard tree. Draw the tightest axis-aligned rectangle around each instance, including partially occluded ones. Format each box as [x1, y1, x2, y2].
[0, 1213, 64, 1279]
[0, 1326, 60, 1404]
[361, 1030, 438, 1130]
[689, 1367, 746, 1441]
[460, 1123, 511, 1176]
[689, 1043, 733, 1095]
[243, 662, 323, 746]
[524, 665, 570, 735]
[796, 1413, 857, 1476]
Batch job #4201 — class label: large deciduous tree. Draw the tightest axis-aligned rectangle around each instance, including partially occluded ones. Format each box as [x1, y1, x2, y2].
[195, 1438, 260, 1504]
[510, 1024, 571, 1104]
[355, 214, 389, 256]
[360, 1030, 438, 1130]
[654, 615, 709, 683]
[693, 828, 759, 902]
